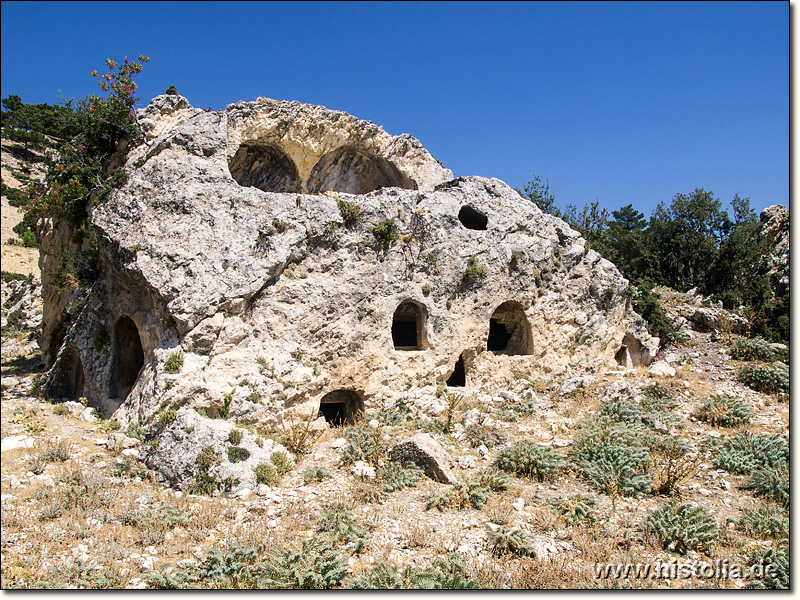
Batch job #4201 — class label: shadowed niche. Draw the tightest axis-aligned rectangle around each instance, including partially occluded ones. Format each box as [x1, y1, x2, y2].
[49, 345, 85, 399]
[446, 353, 466, 387]
[458, 205, 488, 230]
[392, 300, 428, 350]
[318, 389, 364, 427]
[110, 316, 144, 401]
[307, 146, 417, 195]
[228, 143, 301, 193]
[487, 301, 532, 355]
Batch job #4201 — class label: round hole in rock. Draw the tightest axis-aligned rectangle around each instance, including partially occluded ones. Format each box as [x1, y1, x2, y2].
[228, 143, 301, 193]
[487, 301, 532, 355]
[446, 353, 466, 387]
[318, 389, 364, 427]
[307, 146, 417, 195]
[111, 316, 144, 401]
[49, 345, 85, 400]
[458, 205, 488, 230]
[392, 300, 427, 350]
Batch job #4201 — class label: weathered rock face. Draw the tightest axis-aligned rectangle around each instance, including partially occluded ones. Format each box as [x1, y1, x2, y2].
[40, 95, 657, 424]
[758, 205, 789, 298]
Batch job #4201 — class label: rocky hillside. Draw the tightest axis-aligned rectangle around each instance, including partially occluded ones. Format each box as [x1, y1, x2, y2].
[0, 97, 789, 589]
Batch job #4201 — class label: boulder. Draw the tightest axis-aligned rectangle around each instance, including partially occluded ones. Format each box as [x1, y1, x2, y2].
[388, 433, 458, 484]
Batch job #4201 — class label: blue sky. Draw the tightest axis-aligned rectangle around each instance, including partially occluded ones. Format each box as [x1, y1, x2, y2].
[0, 1, 788, 218]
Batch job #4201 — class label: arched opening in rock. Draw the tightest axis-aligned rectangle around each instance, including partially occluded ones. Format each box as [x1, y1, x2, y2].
[446, 353, 466, 387]
[111, 316, 145, 401]
[228, 143, 301, 193]
[318, 389, 363, 427]
[392, 300, 427, 350]
[307, 146, 417, 195]
[487, 301, 532, 355]
[458, 205, 488, 230]
[616, 333, 647, 368]
[49, 345, 85, 399]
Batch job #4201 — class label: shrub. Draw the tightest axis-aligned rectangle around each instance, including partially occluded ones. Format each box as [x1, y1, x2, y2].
[165, 84, 178, 95]
[372, 219, 398, 250]
[738, 362, 789, 396]
[164, 351, 184, 374]
[548, 495, 597, 526]
[348, 554, 478, 589]
[747, 462, 789, 507]
[378, 401, 409, 425]
[649, 435, 698, 496]
[731, 337, 774, 361]
[714, 433, 788, 475]
[303, 466, 331, 484]
[462, 424, 507, 448]
[487, 527, 537, 557]
[227, 446, 250, 463]
[339, 426, 384, 468]
[737, 507, 789, 539]
[228, 429, 244, 445]
[695, 395, 752, 427]
[745, 542, 789, 589]
[337, 199, 364, 226]
[645, 502, 718, 554]
[381, 461, 423, 493]
[425, 481, 490, 511]
[279, 416, 322, 455]
[347, 563, 404, 589]
[155, 408, 177, 430]
[495, 442, 567, 481]
[189, 446, 221, 496]
[254, 462, 278, 486]
[53, 403, 69, 416]
[461, 255, 487, 284]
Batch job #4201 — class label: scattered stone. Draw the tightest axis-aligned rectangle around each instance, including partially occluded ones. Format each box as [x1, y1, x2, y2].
[388, 433, 458, 484]
[648, 361, 676, 377]
[1, 435, 35, 452]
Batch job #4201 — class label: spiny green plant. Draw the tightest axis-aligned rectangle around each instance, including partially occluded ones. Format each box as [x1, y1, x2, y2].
[695, 394, 752, 427]
[425, 481, 491, 511]
[462, 424, 507, 448]
[303, 465, 331, 484]
[747, 462, 789, 507]
[745, 542, 789, 590]
[736, 506, 789, 539]
[316, 504, 367, 552]
[470, 468, 510, 492]
[337, 198, 364, 226]
[548, 494, 598, 526]
[339, 425, 385, 468]
[738, 362, 789, 396]
[645, 501, 718, 554]
[730, 336, 775, 361]
[600, 399, 642, 423]
[495, 441, 568, 481]
[378, 401, 410, 425]
[155, 408, 177, 430]
[401, 553, 478, 589]
[346, 562, 404, 589]
[713, 432, 788, 475]
[163, 351, 184, 374]
[381, 461, 423, 493]
[577, 443, 651, 500]
[487, 526, 537, 557]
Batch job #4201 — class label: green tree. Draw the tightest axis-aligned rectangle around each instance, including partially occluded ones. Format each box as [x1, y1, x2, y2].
[519, 174, 561, 217]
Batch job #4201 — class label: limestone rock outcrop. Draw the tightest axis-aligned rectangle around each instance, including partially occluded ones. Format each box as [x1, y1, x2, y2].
[38, 94, 658, 425]
[758, 205, 789, 298]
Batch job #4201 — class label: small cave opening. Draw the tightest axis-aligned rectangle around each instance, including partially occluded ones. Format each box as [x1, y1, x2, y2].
[446, 353, 466, 387]
[49, 345, 85, 400]
[486, 301, 533, 355]
[458, 205, 488, 231]
[318, 389, 364, 427]
[392, 300, 427, 350]
[228, 143, 301, 193]
[615, 345, 629, 367]
[111, 316, 145, 401]
[307, 146, 417, 195]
